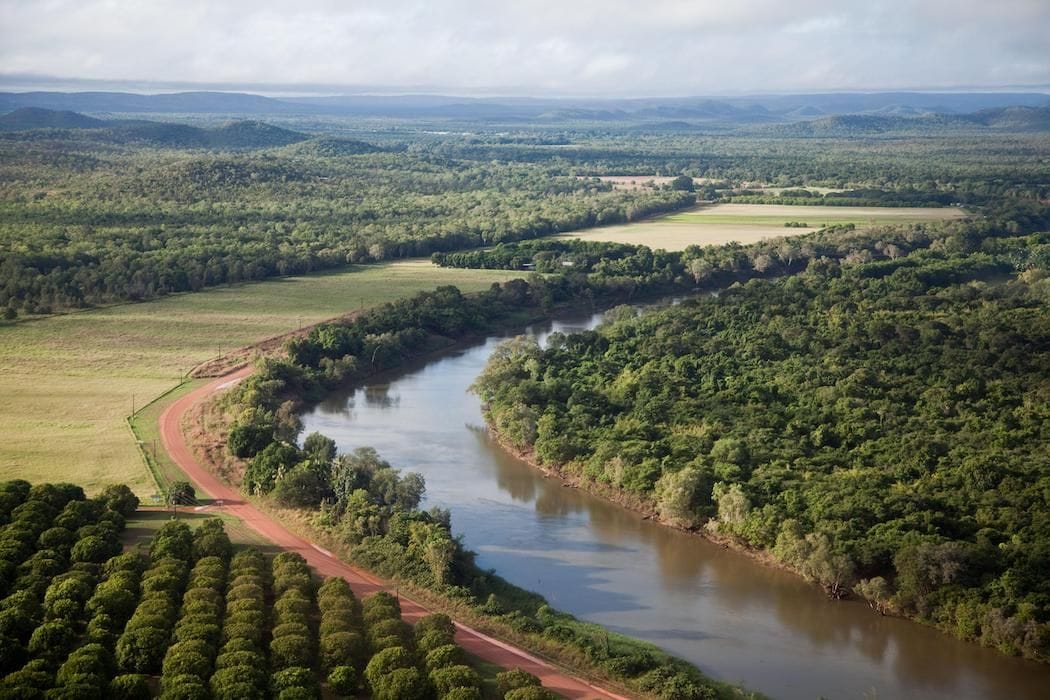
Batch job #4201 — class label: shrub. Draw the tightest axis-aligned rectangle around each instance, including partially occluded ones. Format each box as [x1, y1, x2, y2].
[270, 634, 314, 670]
[276, 688, 319, 700]
[320, 630, 367, 671]
[415, 613, 455, 640]
[0, 632, 27, 674]
[429, 665, 481, 697]
[230, 614, 268, 637]
[96, 485, 140, 518]
[192, 533, 232, 562]
[162, 642, 213, 677]
[417, 628, 455, 655]
[368, 617, 411, 647]
[108, 674, 150, 700]
[172, 622, 221, 647]
[37, 527, 74, 551]
[226, 583, 264, 602]
[27, 619, 76, 661]
[103, 553, 144, 577]
[55, 644, 113, 685]
[362, 603, 399, 627]
[371, 666, 428, 700]
[209, 665, 266, 696]
[272, 622, 311, 640]
[327, 665, 357, 695]
[442, 688, 483, 700]
[215, 650, 265, 670]
[86, 587, 137, 620]
[159, 675, 209, 700]
[225, 597, 264, 614]
[271, 666, 316, 694]
[496, 668, 541, 695]
[273, 592, 311, 618]
[116, 626, 169, 673]
[425, 644, 465, 673]
[504, 688, 559, 700]
[221, 622, 264, 646]
[370, 634, 405, 652]
[319, 615, 355, 638]
[363, 645, 413, 687]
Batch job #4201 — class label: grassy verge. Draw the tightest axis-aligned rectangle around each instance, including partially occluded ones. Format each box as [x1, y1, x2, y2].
[0, 260, 517, 494]
[121, 508, 279, 554]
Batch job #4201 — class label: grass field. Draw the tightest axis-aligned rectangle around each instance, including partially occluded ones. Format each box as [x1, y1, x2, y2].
[0, 261, 516, 496]
[121, 508, 278, 553]
[558, 202, 968, 250]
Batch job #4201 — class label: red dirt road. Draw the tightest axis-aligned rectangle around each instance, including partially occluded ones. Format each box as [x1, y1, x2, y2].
[159, 368, 630, 700]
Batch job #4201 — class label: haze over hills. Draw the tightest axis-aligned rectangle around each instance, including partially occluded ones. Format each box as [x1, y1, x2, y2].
[1, 90, 1048, 126]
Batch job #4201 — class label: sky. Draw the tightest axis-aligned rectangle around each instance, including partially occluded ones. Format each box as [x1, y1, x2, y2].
[1, 0, 1048, 96]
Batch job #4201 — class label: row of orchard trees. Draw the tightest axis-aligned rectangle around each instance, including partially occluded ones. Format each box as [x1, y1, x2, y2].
[0, 480, 139, 690]
[2, 479, 555, 699]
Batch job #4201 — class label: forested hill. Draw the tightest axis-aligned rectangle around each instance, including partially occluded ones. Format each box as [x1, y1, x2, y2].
[472, 230, 1050, 661]
[0, 108, 308, 148]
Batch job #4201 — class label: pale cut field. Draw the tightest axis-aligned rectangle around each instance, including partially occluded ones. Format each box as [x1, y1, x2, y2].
[558, 203, 968, 250]
[0, 261, 517, 496]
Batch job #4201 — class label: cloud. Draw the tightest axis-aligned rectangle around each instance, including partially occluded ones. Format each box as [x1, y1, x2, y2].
[1, 0, 1048, 95]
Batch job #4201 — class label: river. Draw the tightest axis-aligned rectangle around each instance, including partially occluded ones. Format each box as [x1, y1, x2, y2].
[301, 308, 1049, 700]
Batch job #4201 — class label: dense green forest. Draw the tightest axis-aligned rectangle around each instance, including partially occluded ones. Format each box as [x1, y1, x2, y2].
[2, 113, 1048, 315]
[472, 229, 1050, 661]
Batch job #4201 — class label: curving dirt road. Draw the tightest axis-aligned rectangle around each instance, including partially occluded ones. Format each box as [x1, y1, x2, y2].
[158, 368, 630, 700]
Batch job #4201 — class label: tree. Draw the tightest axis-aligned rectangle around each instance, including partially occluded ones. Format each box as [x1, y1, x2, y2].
[654, 467, 707, 528]
[167, 482, 196, 506]
[496, 668, 541, 695]
[371, 667, 428, 700]
[96, 485, 140, 517]
[670, 175, 695, 192]
[109, 674, 151, 700]
[303, 433, 337, 464]
[429, 664, 481, 696]
[854, 577, 892, 615]
[327, 665, 357, 696]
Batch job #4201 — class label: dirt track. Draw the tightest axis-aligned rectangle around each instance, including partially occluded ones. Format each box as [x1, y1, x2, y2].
[158, 368, 629, 700]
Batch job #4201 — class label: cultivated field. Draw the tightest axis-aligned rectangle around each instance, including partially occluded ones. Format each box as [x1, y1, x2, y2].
[559, 202, 969, 250]
[0, 261, 516, 496]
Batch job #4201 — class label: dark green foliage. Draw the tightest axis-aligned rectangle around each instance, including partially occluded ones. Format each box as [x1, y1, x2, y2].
[271, 666, 318, 698]
[442, 688, 483, 700]
[429, 664, 481, 697]
[496, 668, 541, 695]
[0, 129, 697, 313]
[424, 644, 465, 673]
[95, 485, 140, 518]
[475, 229, 1050, 659]
[107, 675, 150, 700]
[27, 620, 76, 662]
[503, 687, 559, 700]
[326, 664, 357, 695]
[70, 535, 119, 564]
[370, 666, 429, 700]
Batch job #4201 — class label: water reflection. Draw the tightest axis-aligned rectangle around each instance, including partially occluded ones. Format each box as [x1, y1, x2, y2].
[301, 309, 1050, 700]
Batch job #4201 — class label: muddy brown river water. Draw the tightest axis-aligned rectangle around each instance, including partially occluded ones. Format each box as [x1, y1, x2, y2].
[301, 309, 1049, 699]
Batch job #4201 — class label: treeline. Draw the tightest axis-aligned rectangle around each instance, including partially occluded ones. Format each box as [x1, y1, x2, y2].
[432, 240, 646, 272]
[0, 134, 695, 315]
[725, 187, 958, 207]
[472, 231, 1050, 661]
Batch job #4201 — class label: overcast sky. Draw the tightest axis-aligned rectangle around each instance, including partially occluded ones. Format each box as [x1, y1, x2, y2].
[1, 0, 1048, 96]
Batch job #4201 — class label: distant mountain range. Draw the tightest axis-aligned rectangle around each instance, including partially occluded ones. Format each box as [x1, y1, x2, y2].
[0, 107, 310, 147]
[2, 96, 1049, 140]
[0, 90, 1048, 125]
